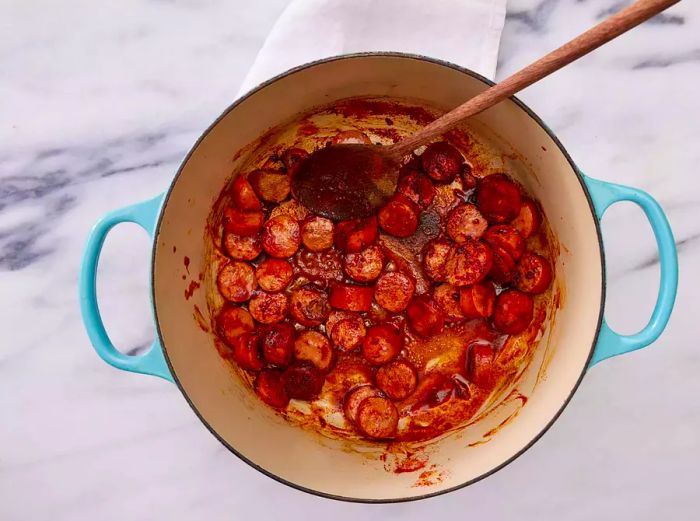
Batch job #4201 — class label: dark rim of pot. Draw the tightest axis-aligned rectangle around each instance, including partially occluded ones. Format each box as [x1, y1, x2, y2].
[150, 52, 606, 504]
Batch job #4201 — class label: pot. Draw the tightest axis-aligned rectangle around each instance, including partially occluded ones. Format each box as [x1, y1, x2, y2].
[79, 53, 678, 502]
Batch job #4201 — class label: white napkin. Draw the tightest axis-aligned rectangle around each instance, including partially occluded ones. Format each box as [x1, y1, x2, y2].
[238, 0, 506, 97]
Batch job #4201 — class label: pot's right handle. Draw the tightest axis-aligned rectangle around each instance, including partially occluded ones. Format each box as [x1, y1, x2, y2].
[583, 175, 678, 366]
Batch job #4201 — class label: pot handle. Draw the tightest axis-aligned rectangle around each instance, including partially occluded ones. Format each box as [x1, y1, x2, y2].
[78, 194, 174, 382]
[583, 175, 678, 366]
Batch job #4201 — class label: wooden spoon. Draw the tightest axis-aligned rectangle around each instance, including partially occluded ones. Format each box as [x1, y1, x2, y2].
[291, 0, 680, 220]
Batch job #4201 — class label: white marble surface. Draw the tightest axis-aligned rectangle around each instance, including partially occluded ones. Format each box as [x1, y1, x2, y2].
[1, 0, 698, 519]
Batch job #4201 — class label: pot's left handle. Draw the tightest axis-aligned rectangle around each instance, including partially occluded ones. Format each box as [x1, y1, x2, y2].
[79, 194, 174, 382]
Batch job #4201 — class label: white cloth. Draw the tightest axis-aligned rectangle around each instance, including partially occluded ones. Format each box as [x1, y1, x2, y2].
[238, 0, 506, 96]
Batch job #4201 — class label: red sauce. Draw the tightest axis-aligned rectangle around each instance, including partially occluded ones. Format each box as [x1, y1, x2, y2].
[183, 256, 190, 273]
[184, 280, 200, 300]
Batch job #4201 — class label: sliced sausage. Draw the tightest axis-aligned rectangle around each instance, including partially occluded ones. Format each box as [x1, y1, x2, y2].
[283, 361, 325, 400]
[446, 203, 488, 243]
[255, 258, 293, 292]
[378, 194, 419, 238]
[329, 283, 375, 312]
[461, 163, 477, 190]
[223, 232, 263, 261]
[217, 261, 257, 302]
[255, 369, 290, 408]
[445, 240, 493, 286]
[216, 305, 254, 346]
[493, 289, 534, 335]
[421, 141, 463, 183]
[295, 248, 344, 283]
[326, 358, 374, 396]
[433, 283, 465, 322]
[222, 206, 264, 236]
[262, 214, 301, 258]
[343, 385, 383, 425]
[376, 360, 417, 401]
[261, 322, 294, 366]
[282, 147, 308, 176]
[231, 332, 263, 371]
[230, 175, 262, 210]
[403, 373, 455, 411]
[511, 198, 542, 238]
[459, 281, 496, 319]
[483, 224, 525, 261]
[356, 396, 399, 439]
[248, 168, 291, 203]
[248, 291, 289, 324]
[362, 324, 402, 365]
[332, 129, 372, 145]
[290, 285, 330, 327]
[330, 316, 367, 352]
[489, 246, 516, 284]
[476, 173, 522, 223]
[294, 330, 334, 372]
[515, 252, 553, 294]
[343, 245, 385, 282]
[374, 271, 415, 312]
[397, 169, 436, 208]
[422, 238, 452, 281]
[407, 296, 445, 337]
[300, 215, 334, 252]
[269, 199, 309, 222]
[334, 216, 378, 253]
[467, 343, 496, 387]
[325, 310, 357, 337]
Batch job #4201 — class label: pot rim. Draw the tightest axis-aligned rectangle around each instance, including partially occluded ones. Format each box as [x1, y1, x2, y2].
[151, 51, 606, 503]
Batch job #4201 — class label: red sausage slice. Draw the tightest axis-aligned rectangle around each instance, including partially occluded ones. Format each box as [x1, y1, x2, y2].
[294, 330, 334, 372]
[262, 215, 301, 258]
[461, 163, 477, 190]
[511, 198, 542, 238]
[255, 369, 290, 408]
[283, 361, 325, 400]
[248, 291, 289, 324]
[343, 245, 385, 282]
[407, 296, 445, 337]
[329, 283, 375, 312]
[334, 216, 378, 253]
[459, 281, 496, 319]
[248, 168, 291, 203]
[445, 240, 493, 286]
[446, 203, 488, 243]
[489, 246, 516, 284]
[397, 169, 436, 208]
[483, 224, 525, 261]
[332, 130, 372, 145]
[330, 316, 367, 352]
[231, 332, 263, 371]
[223, 232, 262, 261]
[376, 360, 418, 401]
[433, 283, 465, 322]
[378, 194, 419, 238]
[222, 206, 264, 236]
[374, 271, 415, 312]
[421, 141, 463, 182]
[261, 322, 294, 366]
[493, 289, 534, 334]
[300, 215, 334, 252]
[290, 285, 330, 327]
[362, 324, 402, 365]
[344, 385, 383, 425]
[230, 175, 262, 211]
[216, 305, 254, 346]
[422, 238, 452, 281]
[468, 343, 496, 387]
[217, 261, 257, 302]
[255, 258, 293, 292]
[515, 252, 553, 294]
[325, 310, 357, 336]
[476, 173, 522, 223]
[356, 396, 399, 439]
[295, 249, 344, 283]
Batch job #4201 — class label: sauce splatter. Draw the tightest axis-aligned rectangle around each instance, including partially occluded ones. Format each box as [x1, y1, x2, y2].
[184, 280, 200, 300]
[183, 256, 190, 273]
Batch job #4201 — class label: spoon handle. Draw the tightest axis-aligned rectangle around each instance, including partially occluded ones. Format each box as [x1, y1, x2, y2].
[389, 0, 681, 157]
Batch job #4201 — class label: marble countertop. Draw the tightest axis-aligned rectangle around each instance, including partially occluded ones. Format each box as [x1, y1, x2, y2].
[1, 0, 698, 519]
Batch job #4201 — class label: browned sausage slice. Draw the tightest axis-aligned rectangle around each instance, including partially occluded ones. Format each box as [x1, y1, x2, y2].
[248, 291, 289, 324]
[222, 206, 264, 236]
[248, 168, 291, 203]
[295, 249, 344, 283]
[493, 289, 534, 334]
[511, 198, 542, 238]
[422, 238, 452, 281]
[459, 281, 496, 319]
[230, 175, 262, 210]
[255, 258, 293, 292]
[406, 296, 445, 337]
[378, 194, 420, 238]
[283, 361, 325, 400]
[476, 173, 522, 223]
[461, 163, 477, 190]
[334, 216, 378, 253]
[467, 343, 496, 387]
[300, 215, 334, 252]
[515, 252, 553, 294]
[290, 285, 330, 327]
[325, 310, 357, 337]
[483, 224, 525, 261]
[216, 305, 254, 346]
[376, 360, 417, 401]
[362, 324, 402, 365]
[421, 141, 463, 182]
[261, 322, 294, 366]
[294, 330, 333, 372]
[397, 169, 436, 208]
[255, 369, 290, 408]
[217, 261, 257, 302]
[489, 246, 516, 284]
[262, 214, 301, 258]
[343, 385, 383, 425]
[374, 271, 415, 312]
[330, 316, 366, 352]
[445, 240, 493, 286]
[223, 232, 262, 261]
[356, 396, 399, 439]
[231, 332, 263, 371]
[433, 283, 465, 322]
[343, 245, 385, 282]
[446, 204, 488, 243]
[329, 283, 375, 312]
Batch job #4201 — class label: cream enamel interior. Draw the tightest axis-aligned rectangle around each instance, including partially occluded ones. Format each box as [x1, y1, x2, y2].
[152, 55, 603, 501]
